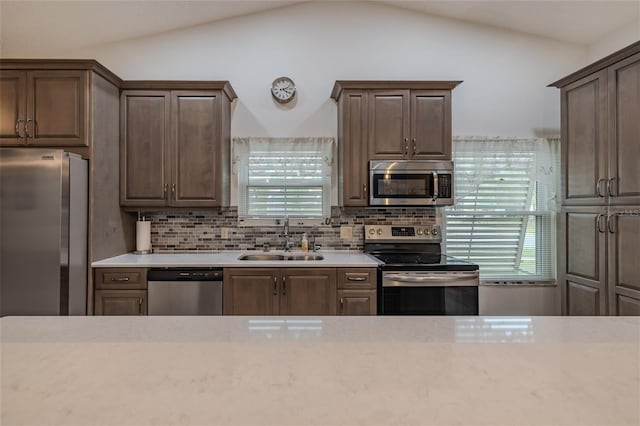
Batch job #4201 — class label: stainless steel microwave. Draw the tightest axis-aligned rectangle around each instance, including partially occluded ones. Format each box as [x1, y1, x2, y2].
[369, 160, 454, 206]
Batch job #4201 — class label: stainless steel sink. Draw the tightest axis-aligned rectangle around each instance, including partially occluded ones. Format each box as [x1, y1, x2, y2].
[238, 253, 324, 261]
[286, 254, 324, 261]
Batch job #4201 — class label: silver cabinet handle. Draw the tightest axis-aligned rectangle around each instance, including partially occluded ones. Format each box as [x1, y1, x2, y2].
[15, 119, 25, 138]
[432, 171, 439, 202]
[363, 183, 367, 195]
[282, 276, 286, 295]
[412, 138, 417, 156]
[111, 277, 130, 282]
[138, 298, 143, 314]
[607, 178, 616, 197]
[607, 214, 616, 234]
[171, 183, 176, 193]
[273, 276, 278, 295]
[596, 214, 605, 233]
[403, 137, 409, 156]
[347, 276, 367, 281]
[596, 178, 605, 197]
[340, 297, 344, 314]
[164, 184, 168, 199]
[25, 118, 34, 142]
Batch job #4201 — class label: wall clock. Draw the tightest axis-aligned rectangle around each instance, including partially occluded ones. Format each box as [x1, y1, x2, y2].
[271, 76, 296, 104]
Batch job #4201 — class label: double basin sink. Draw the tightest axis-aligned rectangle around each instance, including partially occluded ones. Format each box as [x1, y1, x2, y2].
[238, 253, 324, 261]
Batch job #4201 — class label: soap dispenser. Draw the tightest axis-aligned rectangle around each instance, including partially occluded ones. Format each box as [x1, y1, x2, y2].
[301, 233, 309, 252]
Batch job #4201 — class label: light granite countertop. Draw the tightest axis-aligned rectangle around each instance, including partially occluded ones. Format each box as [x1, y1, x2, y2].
[2, 316, 639, 425]
[91, 251, 381, 268]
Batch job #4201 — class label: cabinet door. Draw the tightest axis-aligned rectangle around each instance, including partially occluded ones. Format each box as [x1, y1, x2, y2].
[566, 281, 602, 316]
[561, 71, 607, 205]
[120, 91, 171, 206]
[171, 91, 223, 207]
[368, 90, 409, 159]
[339, 91, 368, 206]
[95, 290, 147, 315]
[280, 268, 337, 315]
[410, 90, 451, 159]
[608, 52, 640, 205]
[613, 293, 640, 316]
[338, 290, 376, 315]
[27, 70, 88, 147]
[0, 70, 27, 145]
[223, 268, 279, 315]
[608, 214, 640, 315]
[560, 208, 607, 315]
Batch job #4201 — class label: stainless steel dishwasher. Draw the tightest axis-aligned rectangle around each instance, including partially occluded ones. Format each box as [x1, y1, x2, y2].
[147, 268, 223, 315]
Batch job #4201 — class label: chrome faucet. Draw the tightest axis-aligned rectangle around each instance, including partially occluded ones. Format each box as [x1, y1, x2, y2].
[282, 215, 292, 252]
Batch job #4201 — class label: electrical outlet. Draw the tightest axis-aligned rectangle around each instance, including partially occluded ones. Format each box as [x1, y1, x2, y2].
[220, 227, 229, 240]
[340, 226, 352, 239]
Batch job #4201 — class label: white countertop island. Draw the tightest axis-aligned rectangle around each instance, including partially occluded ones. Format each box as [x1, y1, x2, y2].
[2, 316, 639, 425]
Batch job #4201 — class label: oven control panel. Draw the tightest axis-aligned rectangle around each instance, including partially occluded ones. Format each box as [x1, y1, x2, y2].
[364, 225, 441, 242]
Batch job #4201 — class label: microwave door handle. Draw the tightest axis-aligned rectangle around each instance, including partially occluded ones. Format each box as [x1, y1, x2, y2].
[432, 171, 439, 202]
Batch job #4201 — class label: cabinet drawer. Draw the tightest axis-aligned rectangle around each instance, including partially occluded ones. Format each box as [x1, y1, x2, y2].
[338, 268, 377, 289]
[94, 268, 147, 290]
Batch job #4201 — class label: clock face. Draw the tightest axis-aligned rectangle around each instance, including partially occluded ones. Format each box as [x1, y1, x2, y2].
[271, 77, 296, 103]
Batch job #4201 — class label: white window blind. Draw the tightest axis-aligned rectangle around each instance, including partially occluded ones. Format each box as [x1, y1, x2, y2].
[444, 138, 559, 282]
[234, 138, 334, 218]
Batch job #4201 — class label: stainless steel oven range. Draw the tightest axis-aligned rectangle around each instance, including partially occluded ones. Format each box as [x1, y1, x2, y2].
[365, 225, 479, 315]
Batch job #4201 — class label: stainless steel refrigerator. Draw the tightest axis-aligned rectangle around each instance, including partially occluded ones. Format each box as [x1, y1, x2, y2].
[1, 148, 87, 316]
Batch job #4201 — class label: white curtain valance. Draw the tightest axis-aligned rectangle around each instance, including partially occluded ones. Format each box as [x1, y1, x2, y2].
[232, 137, 335, 174]
[451, 137, 560, 212]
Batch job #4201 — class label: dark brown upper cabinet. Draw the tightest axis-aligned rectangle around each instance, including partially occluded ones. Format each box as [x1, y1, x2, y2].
[367, 89, 452, 160]
[337, 90, 369, 206]
[332, 81, 461, 207]
[551, 42, 640, 206]
[0, 69, 89, 147]
[120, 82, 236, 208]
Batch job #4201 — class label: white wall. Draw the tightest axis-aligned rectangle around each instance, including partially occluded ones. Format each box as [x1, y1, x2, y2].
[59, 1, 586, 139]
[587, 19, 640, 62]
[479, 286, 561, 316]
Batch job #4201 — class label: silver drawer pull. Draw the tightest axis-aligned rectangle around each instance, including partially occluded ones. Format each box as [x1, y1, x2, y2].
[347, 276, 367, 281]
[111, 277, 130, 282]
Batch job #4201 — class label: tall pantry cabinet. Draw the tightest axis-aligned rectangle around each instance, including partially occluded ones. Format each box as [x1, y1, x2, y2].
[551, 41, 640, 316]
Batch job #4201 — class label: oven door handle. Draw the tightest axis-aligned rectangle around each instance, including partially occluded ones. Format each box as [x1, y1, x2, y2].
[383, 272, 479, 287]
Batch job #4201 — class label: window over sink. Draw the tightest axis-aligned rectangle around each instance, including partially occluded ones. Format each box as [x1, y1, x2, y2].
[233, 137, 335, 222]
[444, 137, 560, 283]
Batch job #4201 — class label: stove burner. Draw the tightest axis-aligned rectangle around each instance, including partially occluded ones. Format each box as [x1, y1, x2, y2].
[373, 253, 441, 265]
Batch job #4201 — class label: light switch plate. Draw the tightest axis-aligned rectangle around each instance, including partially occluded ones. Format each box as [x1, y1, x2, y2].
[340, 226, 352, 239]
[220, 227, 229, 240]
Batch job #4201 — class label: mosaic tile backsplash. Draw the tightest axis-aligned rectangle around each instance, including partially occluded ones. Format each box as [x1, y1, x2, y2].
[149, 207, 436, 252]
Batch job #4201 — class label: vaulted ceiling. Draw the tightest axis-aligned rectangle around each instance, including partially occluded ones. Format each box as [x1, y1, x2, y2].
[1, 0, 638, 56]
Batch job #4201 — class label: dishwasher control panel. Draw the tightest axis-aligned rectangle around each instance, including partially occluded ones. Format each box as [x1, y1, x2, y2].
[148, 268, 223, 281]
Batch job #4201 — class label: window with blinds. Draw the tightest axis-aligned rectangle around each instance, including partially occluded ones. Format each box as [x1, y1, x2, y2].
[444, 139, 558, 282]
[235, 138, 333, 218]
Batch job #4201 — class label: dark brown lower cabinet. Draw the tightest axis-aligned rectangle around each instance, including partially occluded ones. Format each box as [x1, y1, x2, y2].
[338, 290, 376, 315]
[560, 208, 640, 316]
[94, 290, 147, 315]
[93, 267, 147, 315]
[566, 281, 601, 316]
[608, 214, 640, 315]
[223, 268, 337, 315]
[337, 268, 377, 315]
